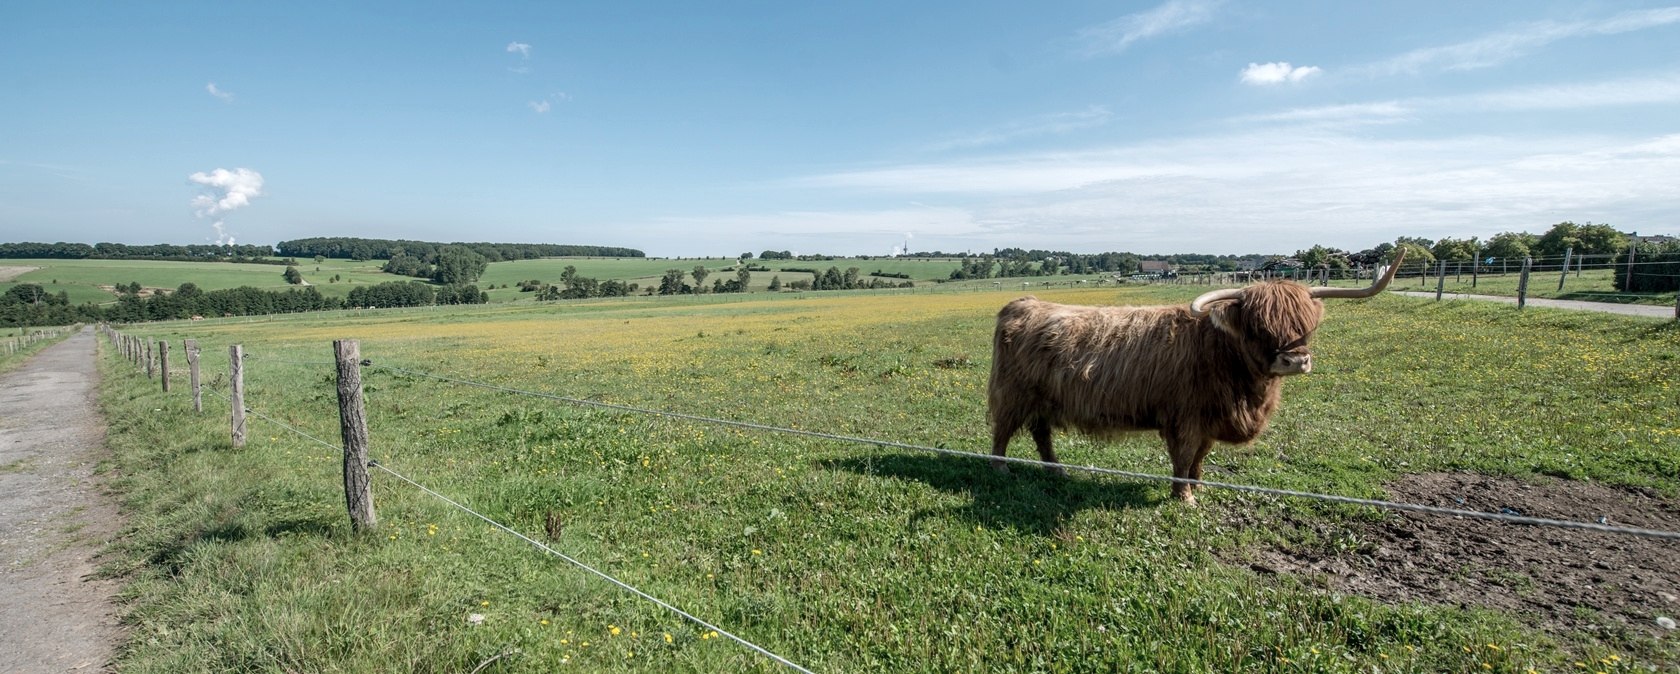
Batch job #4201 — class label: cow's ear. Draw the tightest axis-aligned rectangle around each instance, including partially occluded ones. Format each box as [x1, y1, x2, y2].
[1207, 299, 1243, 337]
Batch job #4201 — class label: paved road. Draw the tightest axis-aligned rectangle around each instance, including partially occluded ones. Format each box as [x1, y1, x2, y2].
[1394, 291, 1677, 319]
[0, 328, 123, 673]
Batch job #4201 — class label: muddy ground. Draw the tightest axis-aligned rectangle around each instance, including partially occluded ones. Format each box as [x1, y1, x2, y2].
[1234, 472, 1680, 640]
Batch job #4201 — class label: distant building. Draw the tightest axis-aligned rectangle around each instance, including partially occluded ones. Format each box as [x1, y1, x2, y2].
[1626, 231, 1677, 245]
[1139, 260, 1174, 275]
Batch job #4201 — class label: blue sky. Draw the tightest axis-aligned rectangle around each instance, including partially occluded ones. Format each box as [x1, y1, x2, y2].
[2, 1, 1677, 257]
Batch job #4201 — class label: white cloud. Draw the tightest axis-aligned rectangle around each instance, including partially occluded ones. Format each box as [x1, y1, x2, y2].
[1240, 101, 1411, 126]
[188, 168, 264, 216]
[1357, 7, 1680, 76]
[206, 82, 234, 102]
[1239, 62, 1322, 85]
[926, 106, 1112, 152]
[506, 41, 531, 58]
[528, 100, 551, 114]
[1075, 0, 1221, 56]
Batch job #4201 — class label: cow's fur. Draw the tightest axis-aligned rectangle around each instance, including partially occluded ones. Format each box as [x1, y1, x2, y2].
[987, 281, 1328, 504]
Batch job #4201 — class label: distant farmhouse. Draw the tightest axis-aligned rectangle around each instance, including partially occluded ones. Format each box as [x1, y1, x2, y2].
[1626, 230, 1676, 245]
[1139, 260, 1174, 277]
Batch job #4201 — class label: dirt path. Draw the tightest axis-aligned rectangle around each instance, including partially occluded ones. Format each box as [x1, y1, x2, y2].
[0, 328, 124, 673]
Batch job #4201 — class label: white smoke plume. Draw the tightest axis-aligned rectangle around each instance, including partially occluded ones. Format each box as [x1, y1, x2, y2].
[189, 168, 264, 245]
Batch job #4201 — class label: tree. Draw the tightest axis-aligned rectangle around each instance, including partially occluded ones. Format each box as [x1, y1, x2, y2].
[283, 266, 304, 284]
[1535, 221, 1625, 258]
[1430, 237, 1479, 261]
[768, 275, 782, 291]
[1483, 232, 1535, 261]
[659, 268, 687, 295]
[691, 265, 710, 291]
[431, 246, 488, 285]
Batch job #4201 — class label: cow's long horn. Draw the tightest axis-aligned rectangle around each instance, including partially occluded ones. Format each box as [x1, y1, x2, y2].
[1189, 288, 1243, 316]
[1308, 249, 1407, 299]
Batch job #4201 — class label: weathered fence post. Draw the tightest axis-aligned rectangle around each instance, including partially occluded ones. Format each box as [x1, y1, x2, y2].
[1517, 257, 1532, 310]
[1435, 259, 1446, 301]
[1472, 249, 1480, 288]
[1558, 247, 1572, 292]
[145, 341, 154, 379]
[185, 339, 202, 413]
[333, 340, 377, 531]
[230, 345, 246, 448]
[158, 340, 170, 392]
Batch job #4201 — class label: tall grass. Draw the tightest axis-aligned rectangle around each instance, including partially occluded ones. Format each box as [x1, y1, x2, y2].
[99, 288, 1679, 672]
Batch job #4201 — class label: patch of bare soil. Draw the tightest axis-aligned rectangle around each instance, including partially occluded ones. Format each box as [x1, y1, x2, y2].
[1235, 472, 1680, 638]
[0, 265, 41, 282]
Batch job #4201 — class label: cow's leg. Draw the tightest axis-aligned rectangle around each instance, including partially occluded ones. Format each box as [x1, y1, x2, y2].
[1188, 439, 1217, 494]
[990, 411, 1024, 474]
[1161, 430, 1205, 505]
[1029, 419, 1065, 477]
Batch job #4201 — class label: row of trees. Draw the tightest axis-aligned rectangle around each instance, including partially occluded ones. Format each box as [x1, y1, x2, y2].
[277, 237, 642, 262]
[0, 280, 490, 327]
[0, 241, 279, 262]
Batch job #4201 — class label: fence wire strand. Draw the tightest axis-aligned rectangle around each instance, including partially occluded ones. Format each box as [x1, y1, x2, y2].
[226, 391, 815, 674]
[370, 363, 1680, 542]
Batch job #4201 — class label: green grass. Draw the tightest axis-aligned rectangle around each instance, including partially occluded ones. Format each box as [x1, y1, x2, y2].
[1386, 266, 1677, 307]
[1, 258, 404, 304]
[97, 288, 1678, 672]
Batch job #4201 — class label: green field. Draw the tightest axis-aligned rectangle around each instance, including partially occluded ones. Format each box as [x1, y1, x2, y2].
[0, 258, 400, 304]
[1387, 266, 1677, 306]
[96, 285, 1679, 672]
[1, 325, 75, 372]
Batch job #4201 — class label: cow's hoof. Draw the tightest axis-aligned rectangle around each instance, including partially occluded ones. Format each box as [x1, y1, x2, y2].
[990, 460, 1011, 474]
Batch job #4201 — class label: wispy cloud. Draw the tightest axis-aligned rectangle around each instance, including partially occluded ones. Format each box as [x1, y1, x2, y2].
[1242, 72, 1680, 126]
[506, 41, 532, 58]
[206, 82, 234, 102]
[778, 128, 1680, 254]
[1074, 0, 1221, 56]
[527, 92, 571, 114]
[1356, 7, 1680, 76]
[1239, 62, 1322, 85]
[925, 106, 1112, 152]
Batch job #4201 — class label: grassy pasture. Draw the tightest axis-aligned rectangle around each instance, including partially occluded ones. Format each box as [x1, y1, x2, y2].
[0, 257, 400, 304]
[1384, 267, 1676, 307]
[99, 287, 1678, 672]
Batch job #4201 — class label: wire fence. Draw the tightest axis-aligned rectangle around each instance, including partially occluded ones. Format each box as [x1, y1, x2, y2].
[184, 346, 815, 672]
[96, 324, 1680, 671]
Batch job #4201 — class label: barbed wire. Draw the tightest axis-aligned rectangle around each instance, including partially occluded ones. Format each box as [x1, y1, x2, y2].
[367, 460, 815, 674]
[227, 394, 814, 673]
[366, 363, 1680, 541]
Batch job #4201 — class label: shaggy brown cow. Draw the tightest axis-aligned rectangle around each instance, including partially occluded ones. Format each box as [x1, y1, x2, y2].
[987, 253, 1403, 504]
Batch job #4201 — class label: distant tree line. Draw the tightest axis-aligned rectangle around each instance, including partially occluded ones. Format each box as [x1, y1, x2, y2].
[276, 237, 643, 262]
[380, 246, 491, 285]
[0, 241, 281, 263]
[0, 280, 489, 327]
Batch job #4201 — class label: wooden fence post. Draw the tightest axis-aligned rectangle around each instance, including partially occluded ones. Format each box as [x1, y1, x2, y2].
[333, 340, 377, 531]
[1472, 249, 1480, 288]
[145, 341, 154, 379]
[185, 339, 202, 413]
[1517, 257, 1532, 310]
[158, 340, 170, 392]
[1558, 247, 1572, 292]
[1435, 259, 1446, 301]
[230, 345, 246, 448]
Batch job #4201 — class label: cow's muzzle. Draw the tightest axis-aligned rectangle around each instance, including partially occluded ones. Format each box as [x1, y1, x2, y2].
[1271, 351, 1312, 375]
